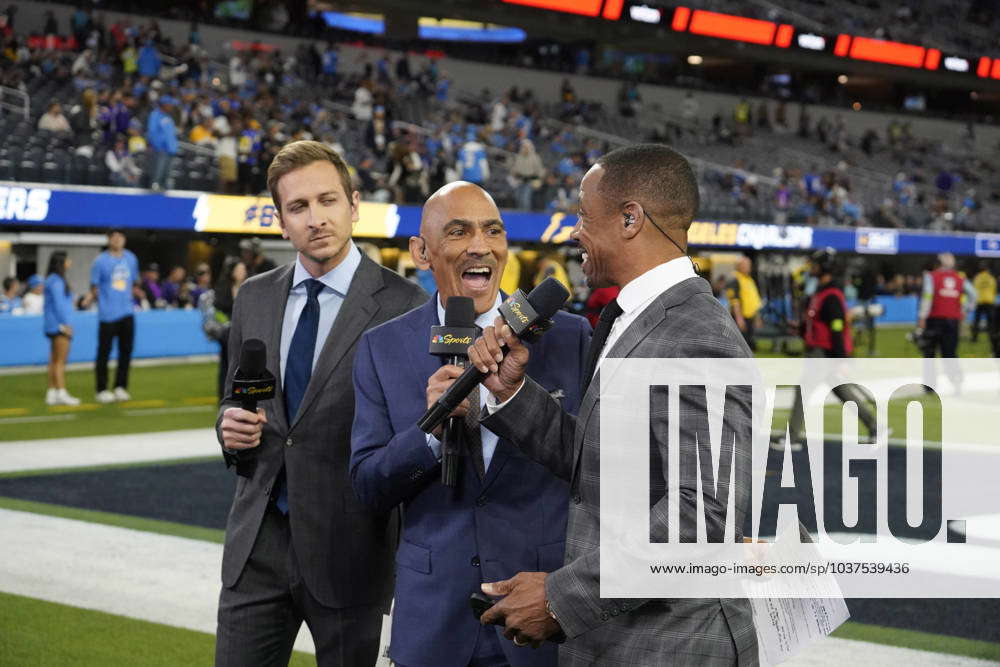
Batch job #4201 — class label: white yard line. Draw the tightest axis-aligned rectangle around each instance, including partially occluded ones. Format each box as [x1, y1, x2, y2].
[2, 509, 995, 666]
[0, 508, 315, 654]
[0, 428, 221, 473]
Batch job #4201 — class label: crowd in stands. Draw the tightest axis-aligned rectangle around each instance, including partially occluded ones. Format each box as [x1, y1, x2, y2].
[1, 3, 999, 234]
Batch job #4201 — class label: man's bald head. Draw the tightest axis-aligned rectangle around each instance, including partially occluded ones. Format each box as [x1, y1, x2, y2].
[420, 181, 501, 239]
[412, 181, 508, 314]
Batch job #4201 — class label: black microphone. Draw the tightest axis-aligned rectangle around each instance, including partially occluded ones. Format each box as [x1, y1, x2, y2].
[230, 338, 277, 412]
[430, 296, 477, 486]
[418, 278, 569, 434]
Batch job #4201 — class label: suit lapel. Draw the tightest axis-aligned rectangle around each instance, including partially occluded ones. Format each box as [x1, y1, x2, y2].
[289, 256, 382, 431]
[404, 297, 444, 397]
[570, 277, 708, 479]
[266, 264, 294, 433]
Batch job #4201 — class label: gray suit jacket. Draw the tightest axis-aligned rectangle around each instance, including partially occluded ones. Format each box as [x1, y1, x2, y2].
[483, 277, 759, 666]
[217, 255, 427, 608]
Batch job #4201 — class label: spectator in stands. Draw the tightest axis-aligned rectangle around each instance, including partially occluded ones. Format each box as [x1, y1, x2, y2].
[510, 138, 545, 211]
[189, 116, 215, 146]
[137, 39, 161, 79]
[0, 277, 22, 315]
[216, 122, 239, 194]
[22, 275, 44, 315]
[972, 262, 996, 342]
[236, 117, 263, 195]
[43, 252, 80, 407]
[238, 237, 277, 277]
[147, 95, 178, 190]
[106, 134, 142, 186]
[618, 80, 641, 117]
[37, 101, 70, 133]
[99, 91, 131, 144]
[365, 105, 391, 159]
[68, 89, 99, 155]
[160, 265, 187, 307]
[141, 263, 165, 308]
[734, 98, 752, 137]
[388, 135, 429, 205]
[725, 256, 763, 351]
[352, 82, 374, 122]
[680, 92, 699, 127]
[458, 126, 489, 185]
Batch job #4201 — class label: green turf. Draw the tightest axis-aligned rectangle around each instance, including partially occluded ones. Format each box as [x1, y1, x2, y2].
[0, 496, 224, 543]
[756, 324, 995, 358]
[0, 591, 315, 666]
[833, 620, 1000, 661]
[0, 362, 219, 441]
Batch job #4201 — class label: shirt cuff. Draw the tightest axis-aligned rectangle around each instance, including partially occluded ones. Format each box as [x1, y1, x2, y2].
[485, 379, 526, 414]
[426, 433, 442, 461]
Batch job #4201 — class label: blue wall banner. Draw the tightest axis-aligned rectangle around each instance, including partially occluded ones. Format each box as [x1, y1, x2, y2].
[0, 182, 990, 256]
[0, 310, 218, 367]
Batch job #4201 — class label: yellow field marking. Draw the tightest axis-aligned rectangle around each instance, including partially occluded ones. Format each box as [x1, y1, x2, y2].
[47, 404, 99, 413]
[181, 396, 219, 406]
[0, 408, 28, 416]
[119, 400, 167, 409]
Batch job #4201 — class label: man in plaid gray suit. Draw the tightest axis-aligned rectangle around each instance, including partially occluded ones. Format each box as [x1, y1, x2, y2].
[468, 144, 759, 665]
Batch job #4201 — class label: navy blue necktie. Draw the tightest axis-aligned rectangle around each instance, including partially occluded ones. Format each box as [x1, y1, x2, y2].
[275, 278, 325, 514]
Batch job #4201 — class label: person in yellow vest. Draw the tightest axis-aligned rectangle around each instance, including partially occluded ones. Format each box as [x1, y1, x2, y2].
[725, 255, 762, 350]
[532, 254, 571, 293]
[972, 262, 996, 342]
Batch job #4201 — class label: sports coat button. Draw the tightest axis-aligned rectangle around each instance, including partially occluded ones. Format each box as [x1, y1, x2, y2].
[285, 437, 293, 447]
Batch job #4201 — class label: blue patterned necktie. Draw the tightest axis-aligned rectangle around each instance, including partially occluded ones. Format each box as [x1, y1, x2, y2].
[275, 278, 325, 514]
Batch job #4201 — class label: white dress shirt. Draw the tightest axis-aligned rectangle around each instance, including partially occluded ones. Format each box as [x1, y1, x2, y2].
[593, 256, 697, 374]
[488, 256, 696, 412]
[427, 292, 503, 472]
[279, 243, 362, 383]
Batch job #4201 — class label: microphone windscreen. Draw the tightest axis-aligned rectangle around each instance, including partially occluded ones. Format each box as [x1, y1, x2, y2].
[444, 296, 476, 328]
[525, 277, 570, 320]
[239, 338, 267, 378]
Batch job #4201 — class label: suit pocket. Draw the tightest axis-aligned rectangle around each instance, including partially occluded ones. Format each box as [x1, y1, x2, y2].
[396, 539, 431, 574]
[536, 540, 565, 571]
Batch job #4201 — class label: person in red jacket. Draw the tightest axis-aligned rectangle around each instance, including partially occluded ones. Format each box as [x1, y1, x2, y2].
[786, 248, 876, 446]
[918, 252, 976, 391]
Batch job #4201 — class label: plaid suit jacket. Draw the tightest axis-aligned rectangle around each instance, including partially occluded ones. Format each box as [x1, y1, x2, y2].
[483, 276, 759, 666]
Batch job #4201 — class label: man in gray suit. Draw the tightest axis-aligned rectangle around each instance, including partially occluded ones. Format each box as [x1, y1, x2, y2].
[215, 140, 427, 666]
[469, 144, 758, 665]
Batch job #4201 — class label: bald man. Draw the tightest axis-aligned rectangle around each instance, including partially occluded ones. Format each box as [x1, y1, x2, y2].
[350, 182, 591, 667]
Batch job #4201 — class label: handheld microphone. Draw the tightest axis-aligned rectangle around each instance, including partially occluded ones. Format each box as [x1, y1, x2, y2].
[430, 296, 477, 486]
[230, 338, 277, 412]
[418, 278, 569, 434]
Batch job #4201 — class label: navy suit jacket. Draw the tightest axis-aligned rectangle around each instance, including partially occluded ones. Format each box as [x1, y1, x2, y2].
[351, 294, 591, 667]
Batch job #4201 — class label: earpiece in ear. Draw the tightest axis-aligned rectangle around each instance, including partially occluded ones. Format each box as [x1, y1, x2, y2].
[624, 213, 635, 227]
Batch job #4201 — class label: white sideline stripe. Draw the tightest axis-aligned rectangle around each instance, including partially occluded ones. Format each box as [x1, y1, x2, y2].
[787, 637, 999, 666]
[0, 428, 221, 473]
[0, 508, 315, 654]
[122, 406, 215, 417]
[0, 414, 77, 425]
[0, 507, 993, 666]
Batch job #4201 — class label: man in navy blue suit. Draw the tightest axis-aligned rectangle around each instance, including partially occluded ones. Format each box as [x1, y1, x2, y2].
[351, 181, 591, 667]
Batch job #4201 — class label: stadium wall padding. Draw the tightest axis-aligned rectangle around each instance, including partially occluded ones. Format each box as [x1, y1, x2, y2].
[0, 310, 219, 367]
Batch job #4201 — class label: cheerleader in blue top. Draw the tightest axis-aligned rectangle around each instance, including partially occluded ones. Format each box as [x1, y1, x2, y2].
[43, 252, 80, 406]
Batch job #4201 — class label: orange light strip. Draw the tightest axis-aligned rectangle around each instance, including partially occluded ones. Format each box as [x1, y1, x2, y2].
[601, 0, 624, 20]
[500, 0, 602, 17]
[834, 34, 852, 56]
[978, 56, 992, 77]
[923, 48, 941, 70]
[849, 36, 925, 68]
[774, 24, 794, 48]
[991, 59, 1000, 79]
[687, 9, 776, 45]
[672, 6, 691, 31]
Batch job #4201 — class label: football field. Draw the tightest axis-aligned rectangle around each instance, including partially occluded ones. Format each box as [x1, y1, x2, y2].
[2, 330, 999, 665]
